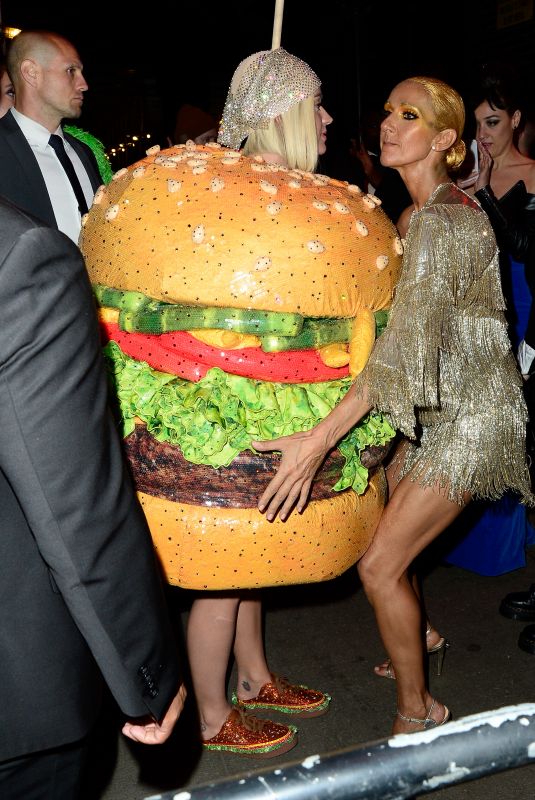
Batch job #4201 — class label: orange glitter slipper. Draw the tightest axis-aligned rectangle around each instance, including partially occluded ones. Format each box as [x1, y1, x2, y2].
[232, 673, 331, 718]
[202, 707, 297, 758]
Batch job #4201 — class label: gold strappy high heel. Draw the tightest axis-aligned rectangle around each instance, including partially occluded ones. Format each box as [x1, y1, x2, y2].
[396, 698, 451, 730]
[375, 625, 450, 680]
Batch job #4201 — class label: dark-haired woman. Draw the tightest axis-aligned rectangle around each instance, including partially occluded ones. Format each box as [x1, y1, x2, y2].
[444, 65, 535, 577]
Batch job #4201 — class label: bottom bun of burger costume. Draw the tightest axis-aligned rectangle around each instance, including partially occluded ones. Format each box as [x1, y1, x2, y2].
[80, 140, 403, 590]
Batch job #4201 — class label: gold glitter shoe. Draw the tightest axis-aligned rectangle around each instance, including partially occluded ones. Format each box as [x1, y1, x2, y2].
[202, 707, 297, 758]
[232, 673, 331, 718]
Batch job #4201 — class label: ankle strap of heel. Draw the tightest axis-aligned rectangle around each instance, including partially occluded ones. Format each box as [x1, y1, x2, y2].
[397, 699, 437, 729]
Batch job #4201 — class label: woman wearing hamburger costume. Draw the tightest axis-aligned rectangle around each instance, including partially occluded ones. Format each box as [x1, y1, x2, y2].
[184, 48, 334, 757]
[254, 75, 535, 733]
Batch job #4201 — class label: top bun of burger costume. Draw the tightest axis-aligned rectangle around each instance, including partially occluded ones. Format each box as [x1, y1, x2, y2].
[80, 48, 403, 590]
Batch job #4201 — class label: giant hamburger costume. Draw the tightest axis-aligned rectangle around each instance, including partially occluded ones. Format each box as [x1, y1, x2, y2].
[81, 52, 402, 593]
[80, 47, 403, 756]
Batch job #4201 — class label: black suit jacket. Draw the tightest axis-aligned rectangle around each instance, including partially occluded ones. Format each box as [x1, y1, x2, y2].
[0, 110, 102, 229]
[0, 197, 181, 762]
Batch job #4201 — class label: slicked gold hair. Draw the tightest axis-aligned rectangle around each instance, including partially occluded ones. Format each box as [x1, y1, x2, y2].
[408, 76, 467, 171]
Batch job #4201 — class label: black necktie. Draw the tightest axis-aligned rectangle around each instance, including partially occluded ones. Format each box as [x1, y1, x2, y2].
[49, 134, 89, 215]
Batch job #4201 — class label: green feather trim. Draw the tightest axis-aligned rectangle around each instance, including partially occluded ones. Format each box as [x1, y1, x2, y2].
[64, 125, 113, 185]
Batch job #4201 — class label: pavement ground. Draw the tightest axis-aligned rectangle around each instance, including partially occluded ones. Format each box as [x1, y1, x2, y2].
[83, 543, 535, 800]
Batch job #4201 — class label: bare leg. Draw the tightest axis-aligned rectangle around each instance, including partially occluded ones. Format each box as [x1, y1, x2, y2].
[358, 472, 469, 732]
[373, 446, 443, 679]
[187, 593, 241, 740]
[373, 572, 444, 677]
[233, 593, 272, 700]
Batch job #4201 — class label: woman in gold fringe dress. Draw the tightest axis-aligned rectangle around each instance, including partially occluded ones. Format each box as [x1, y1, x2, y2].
[253, 75, 535, 735]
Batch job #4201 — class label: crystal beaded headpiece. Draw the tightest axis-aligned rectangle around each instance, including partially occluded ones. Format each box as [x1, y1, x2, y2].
[217, 47, 321, 150]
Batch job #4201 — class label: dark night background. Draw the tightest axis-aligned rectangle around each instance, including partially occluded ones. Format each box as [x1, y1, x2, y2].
[1, 0, 535, 175]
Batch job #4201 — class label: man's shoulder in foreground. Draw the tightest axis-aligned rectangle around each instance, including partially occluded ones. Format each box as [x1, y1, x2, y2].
[0, 194, 72, 248]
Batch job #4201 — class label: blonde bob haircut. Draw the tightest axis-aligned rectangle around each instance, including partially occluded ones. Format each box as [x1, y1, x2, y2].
[243, 94, 319, 173]
[409, 76, 467, 171]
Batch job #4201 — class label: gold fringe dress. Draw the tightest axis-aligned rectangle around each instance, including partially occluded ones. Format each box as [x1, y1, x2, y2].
[353, 182, 534, 506]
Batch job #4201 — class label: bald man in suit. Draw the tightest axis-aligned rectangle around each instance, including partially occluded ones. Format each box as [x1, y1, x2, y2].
[0, 195, 186, 799]
[0, 30, 101, 243]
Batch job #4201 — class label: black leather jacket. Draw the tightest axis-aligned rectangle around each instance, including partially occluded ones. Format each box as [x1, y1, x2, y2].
[475, 180, 535, 346]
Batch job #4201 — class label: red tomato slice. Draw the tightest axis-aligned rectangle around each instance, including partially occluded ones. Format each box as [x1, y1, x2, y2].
[100, 321, 349, 383]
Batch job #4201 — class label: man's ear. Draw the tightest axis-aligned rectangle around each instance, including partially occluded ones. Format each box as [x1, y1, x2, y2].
[433, 128, 457, 153]
[20, 58, 40, 87]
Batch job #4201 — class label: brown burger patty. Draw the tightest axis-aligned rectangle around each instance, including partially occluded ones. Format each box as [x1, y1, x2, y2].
[124, 424, 389, 507]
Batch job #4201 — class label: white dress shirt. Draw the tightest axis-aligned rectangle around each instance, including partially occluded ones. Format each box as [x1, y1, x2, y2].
[12, 109, 94, 243]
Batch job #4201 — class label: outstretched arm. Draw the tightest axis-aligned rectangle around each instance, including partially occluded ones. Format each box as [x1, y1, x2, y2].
[253, 383, 372, 521]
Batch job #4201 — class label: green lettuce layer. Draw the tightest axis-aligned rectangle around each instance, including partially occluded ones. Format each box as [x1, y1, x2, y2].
[103, 341, 395, 495]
